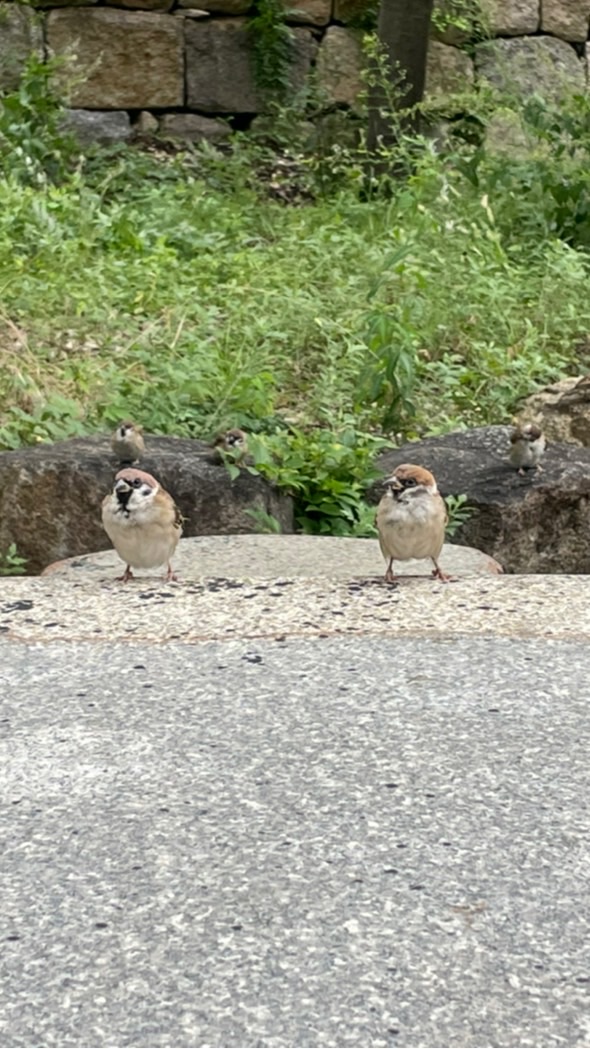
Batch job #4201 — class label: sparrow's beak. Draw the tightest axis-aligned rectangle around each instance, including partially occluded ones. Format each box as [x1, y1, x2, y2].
[383, 476, 403, 491]
[115, 478, 131, 507]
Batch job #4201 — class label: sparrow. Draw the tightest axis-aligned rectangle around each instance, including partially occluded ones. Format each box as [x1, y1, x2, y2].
[101, 468, 182, 582]
[509, 423, 546, 476]
[212, 428, 249, 465]
[376, 463, 451, 583]
[111, 420, 145, 464]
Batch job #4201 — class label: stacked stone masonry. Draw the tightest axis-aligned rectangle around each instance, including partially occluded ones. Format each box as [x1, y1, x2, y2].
[0, 0, 589, 142]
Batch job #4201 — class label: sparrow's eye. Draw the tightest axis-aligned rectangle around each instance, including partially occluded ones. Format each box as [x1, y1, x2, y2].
[131, 478, 143, 488]
[403, 477, 417, 487]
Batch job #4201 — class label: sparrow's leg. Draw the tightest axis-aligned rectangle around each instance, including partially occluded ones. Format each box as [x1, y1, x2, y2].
[431, 559, 453, 583]
[165, 563, 179, 583]
[518, 467, 526, 476]
[116, 565, 134, 583]
[535, 463, 544, 473]
[384, 558, 396, 584]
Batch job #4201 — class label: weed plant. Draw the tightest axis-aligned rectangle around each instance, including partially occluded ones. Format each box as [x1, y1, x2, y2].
[0, 543, 27, 576]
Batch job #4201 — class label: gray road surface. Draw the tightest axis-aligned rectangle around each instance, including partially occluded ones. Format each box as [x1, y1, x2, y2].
[1, 635, 589, 1049]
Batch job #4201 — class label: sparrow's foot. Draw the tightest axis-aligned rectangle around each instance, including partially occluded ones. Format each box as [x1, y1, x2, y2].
[535, 463, 544, 473]
[518, 467, 526, 476]
[384, 568, 398, 584]
[116, 565, 134, 583]
[165, 564, 179, 583]
[431, 565, 454, 583]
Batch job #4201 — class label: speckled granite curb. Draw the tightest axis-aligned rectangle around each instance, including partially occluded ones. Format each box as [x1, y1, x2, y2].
[0, 536, 584, 645]
[1, 574, 588, 645]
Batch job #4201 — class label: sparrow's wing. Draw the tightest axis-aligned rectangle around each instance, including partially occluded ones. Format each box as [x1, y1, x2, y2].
[377, 531, 391, 560]
[173, 503, 184, 531]
[376, 505, 394, 560]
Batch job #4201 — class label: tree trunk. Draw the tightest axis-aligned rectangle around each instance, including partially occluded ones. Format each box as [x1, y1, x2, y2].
[367, 0, 435, 160]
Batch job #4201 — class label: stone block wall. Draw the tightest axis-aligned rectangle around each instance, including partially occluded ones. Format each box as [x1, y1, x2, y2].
[0, 0, 589, 145]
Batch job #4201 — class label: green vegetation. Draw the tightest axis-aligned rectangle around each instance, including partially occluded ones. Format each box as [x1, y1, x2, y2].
[444, 493, 474, 538]
[248, 0, 296, 98]
[248, 423, 388, 536]
[0, 543, 28, 576]
[1, 56, 590, 535]
[0, 55, 75, 186]
[431, 0, 488, 44]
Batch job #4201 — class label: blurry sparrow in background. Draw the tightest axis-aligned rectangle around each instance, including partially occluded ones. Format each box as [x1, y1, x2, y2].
[111, 420, 145, 464]
[509, 423, 546, 476]
[212, 428, 249, 465]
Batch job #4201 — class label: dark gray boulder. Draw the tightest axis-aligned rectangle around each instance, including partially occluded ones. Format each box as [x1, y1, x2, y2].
[61, 109, 132, 146]
[371, 426, 590, 574]
[0, 435, 293, 575]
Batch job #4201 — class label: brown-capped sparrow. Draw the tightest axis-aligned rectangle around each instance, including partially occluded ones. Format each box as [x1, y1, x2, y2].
[212, 428, 249, 464]
[376, 463, 451, 583]
[101, 468, 182, 582]
[111, 420, 145, 464]
[509, 423, 546, 476]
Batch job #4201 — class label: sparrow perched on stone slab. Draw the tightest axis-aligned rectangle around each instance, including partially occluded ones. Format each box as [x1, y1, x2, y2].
[101, 468, 182, 582]
[212, 428, 249, 464]
[376, 463, 451, 583]
[509, 423, 546, 476]
[111, 420, 145, 464]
